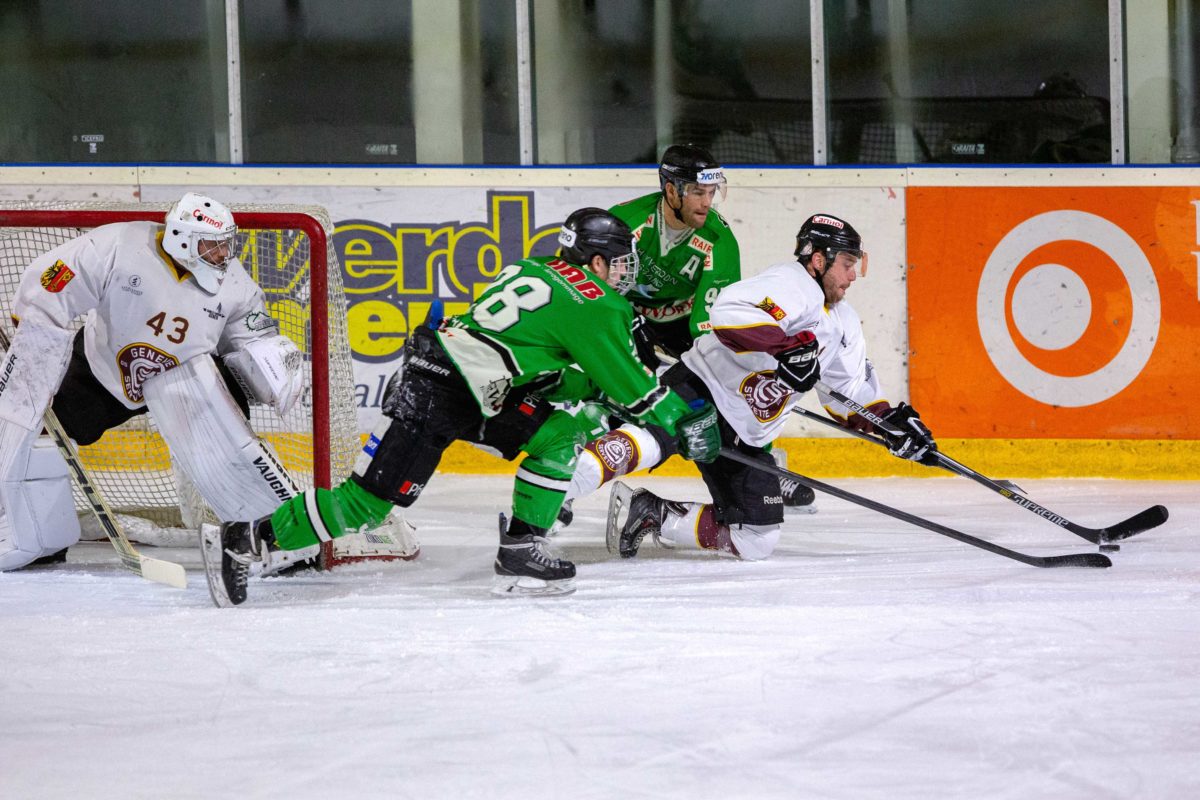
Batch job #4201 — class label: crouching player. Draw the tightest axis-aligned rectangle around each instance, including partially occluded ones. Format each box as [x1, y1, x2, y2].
[607, 213, 939, 561]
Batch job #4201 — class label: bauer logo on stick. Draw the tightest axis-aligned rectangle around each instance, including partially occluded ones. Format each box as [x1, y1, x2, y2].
[40, 260, 76, 293]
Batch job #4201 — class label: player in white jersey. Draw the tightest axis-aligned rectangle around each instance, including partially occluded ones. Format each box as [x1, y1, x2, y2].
[607, 213, 940, 561]
[0, 193, 305, 570]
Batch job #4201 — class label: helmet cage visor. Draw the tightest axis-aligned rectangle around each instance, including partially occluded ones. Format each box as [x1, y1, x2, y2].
[191, 227, 238, 273]
[605, 249, 640, 295]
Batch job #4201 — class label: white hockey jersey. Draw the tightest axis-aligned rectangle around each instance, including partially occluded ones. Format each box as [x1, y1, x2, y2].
[13, 221, 275, 410]
[682, 260, 887, 446]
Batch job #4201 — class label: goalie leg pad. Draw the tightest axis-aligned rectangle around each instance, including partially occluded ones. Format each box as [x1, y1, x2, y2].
[0, 427, 81, 571]
[0, 320, 74, 431]
[143, 357, 298, 522]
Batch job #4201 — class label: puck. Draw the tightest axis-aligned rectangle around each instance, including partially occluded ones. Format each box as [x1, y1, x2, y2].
[1099, 544, 1121, 553]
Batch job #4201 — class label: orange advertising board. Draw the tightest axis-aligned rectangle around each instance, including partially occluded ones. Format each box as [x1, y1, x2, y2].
[907, 187, 1200, 438]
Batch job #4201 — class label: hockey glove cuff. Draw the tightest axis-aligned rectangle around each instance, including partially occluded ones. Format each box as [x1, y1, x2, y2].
[674, 401, 721, 464]
[775, 331, 820, 394]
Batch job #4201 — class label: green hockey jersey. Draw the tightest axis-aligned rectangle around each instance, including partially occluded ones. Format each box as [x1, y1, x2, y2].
[437, 256, 691, 430]
[608, 191, 741, 339]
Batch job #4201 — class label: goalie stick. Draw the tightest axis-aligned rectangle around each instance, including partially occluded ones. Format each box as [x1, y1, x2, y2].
[0, 327, 187, 589]
[808, 381, 1169, 545]
[718, 447, 1110, 568]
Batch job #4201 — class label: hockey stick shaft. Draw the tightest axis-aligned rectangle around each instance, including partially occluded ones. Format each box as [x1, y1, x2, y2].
[0, 327, 186, 588]
[718, 447, 1110, 568]
[810, 382, 1167, 544]
[793, 405, 1021, 491]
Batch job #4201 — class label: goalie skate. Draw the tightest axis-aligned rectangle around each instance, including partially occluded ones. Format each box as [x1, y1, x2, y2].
[491, 514, 576, 597]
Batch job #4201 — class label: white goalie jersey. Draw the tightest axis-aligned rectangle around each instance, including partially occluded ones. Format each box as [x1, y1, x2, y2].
[682, 260, 887, 447]
[12, 221, 275, 408]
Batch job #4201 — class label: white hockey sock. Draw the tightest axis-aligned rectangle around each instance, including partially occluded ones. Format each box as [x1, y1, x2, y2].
[566, 424, 663, 502]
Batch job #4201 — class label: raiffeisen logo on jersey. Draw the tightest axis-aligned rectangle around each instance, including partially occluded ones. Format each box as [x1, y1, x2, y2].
[697, 168, 724, 184]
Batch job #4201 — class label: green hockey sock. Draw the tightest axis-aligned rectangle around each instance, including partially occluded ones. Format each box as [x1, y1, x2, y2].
[269, 481, 395, 551]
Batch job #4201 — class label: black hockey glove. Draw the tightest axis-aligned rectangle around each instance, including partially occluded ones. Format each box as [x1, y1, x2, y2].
[674, 401, 721, 464]
[775, 331, 820, 393]
[880, 403, 938, 465]
[631, 314, 661, 371]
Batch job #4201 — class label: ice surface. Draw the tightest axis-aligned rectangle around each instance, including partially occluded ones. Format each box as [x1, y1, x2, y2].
[1, 475, 1197, 799]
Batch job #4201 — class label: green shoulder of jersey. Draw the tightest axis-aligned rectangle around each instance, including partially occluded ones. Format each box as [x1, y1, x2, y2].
[436, 256, 689, 429]
[608, 191, 741, 335]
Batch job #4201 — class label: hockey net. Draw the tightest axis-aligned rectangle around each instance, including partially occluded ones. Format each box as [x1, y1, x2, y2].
[0, 201, 415, 566]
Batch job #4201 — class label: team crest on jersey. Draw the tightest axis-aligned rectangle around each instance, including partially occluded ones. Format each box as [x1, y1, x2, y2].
[40, 260, 76, 293]
[738, 371, 791, 422]
[590, 430, 638, 482]
[117, 343, 179, 403]
[755, 297, 787, 321]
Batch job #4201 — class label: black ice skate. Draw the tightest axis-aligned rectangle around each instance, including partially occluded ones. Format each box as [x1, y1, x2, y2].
[199, 518, 275, 608]
[779, 476, 817, 510]
[606, 481, 672, 558]
[492, 514, 576, 596]
[772, 449, 817, 514]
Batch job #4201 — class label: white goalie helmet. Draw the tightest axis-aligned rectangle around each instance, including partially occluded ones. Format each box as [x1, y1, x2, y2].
[162, 192, 238, 294]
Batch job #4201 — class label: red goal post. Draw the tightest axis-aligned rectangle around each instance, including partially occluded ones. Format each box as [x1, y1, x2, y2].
[0, 202, 361, 530]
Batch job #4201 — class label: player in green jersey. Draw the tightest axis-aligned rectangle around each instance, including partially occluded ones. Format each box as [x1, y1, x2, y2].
[202, 207, 721, 605]
[610, 143, 740, 359]
[552, 145, 812, 532]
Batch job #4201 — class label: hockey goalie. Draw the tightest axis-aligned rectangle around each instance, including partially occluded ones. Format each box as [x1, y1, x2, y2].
[0, 193, 412, 572]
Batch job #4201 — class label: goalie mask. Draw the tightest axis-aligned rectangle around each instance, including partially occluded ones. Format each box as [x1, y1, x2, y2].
[658, 144, 728, 208]
[163, 193, 238, 294]
[558, 207, 640, 296]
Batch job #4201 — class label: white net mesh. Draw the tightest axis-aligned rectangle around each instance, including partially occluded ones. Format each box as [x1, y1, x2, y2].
[0, 201, 360, 527]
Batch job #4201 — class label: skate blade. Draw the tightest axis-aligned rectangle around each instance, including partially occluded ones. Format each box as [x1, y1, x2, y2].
[198, 524, 236, 609]
[490, 574, 576, 597]
[605, 481, 635, 555]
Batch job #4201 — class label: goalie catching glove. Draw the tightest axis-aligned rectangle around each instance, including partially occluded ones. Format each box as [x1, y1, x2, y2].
[879, 403, 938, 465]
[775, 330, 820, 394]
[674, 401, 720, 463]
[223, 334, 305, 416]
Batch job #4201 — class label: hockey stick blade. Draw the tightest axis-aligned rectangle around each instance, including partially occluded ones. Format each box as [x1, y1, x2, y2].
[138, 555, 189, 589]
[1097, 504, 1169, 543]
[718, 447, 1110, 569]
